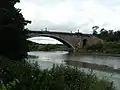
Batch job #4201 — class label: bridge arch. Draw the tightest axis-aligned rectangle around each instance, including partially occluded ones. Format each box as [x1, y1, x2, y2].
[29, 34, 74, 52]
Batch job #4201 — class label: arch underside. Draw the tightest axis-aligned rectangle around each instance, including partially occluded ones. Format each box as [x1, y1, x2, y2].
[31, 34, 74, 50]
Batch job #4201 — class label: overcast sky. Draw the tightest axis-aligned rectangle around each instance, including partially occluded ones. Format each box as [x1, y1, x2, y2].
[15, 0, 120, 44]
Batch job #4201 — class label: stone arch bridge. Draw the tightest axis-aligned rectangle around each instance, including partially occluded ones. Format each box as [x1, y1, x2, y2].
[26, 30, 103, 52]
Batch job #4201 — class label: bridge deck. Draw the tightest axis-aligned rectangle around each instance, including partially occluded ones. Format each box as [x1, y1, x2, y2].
[26, 30, 91, 37]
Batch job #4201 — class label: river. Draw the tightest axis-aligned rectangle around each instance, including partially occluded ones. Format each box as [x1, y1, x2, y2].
[28, 51, 120, 90]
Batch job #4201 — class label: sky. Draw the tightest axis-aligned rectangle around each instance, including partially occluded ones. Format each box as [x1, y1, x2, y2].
[15, 0, 120, 44]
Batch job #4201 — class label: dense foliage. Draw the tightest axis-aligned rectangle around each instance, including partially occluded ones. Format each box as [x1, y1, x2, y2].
[92, 26, 120, 42]
[91, 26, 120, 53]
[0, 0, 31, 60]
[0, 59, 116, 90]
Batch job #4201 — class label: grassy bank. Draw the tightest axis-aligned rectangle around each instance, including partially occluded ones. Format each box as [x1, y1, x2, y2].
[85, 41, 120, 55]
[102, 41, 120, 54]
[0, 57, 116, 90]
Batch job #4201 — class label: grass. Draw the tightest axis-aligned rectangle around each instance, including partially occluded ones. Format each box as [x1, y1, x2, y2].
[0, 58, 117, 90]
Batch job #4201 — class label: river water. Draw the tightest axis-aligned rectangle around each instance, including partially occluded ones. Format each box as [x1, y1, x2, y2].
[28, 51, 120, 89]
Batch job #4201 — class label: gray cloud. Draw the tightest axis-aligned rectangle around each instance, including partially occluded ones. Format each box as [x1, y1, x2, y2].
[16, 0, 120, 44]
[27, 20, 76, 32]
[17, 0, 120, 34]
[27, 20, 92, 33]
[21, 0, 66, 7]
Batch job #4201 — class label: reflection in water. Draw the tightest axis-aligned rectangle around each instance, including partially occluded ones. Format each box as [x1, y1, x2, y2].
[65, 53, 120, 69]
[65, 60, 120, 74]
[28, 51, 120, 89]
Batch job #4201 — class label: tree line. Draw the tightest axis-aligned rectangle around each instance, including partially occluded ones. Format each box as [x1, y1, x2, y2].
[28, 41, 67, 51]
[92, 26, 120, 42]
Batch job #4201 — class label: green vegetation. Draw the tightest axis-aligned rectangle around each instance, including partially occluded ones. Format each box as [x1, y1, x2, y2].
[0, 0, 31, 60]
[92, 26, 120, 42]
[28, 40, 68, 51]
[0, 58, 116, 90]
[88, 26, 120, 54]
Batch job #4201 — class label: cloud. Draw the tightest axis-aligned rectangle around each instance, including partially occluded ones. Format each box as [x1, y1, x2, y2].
[16, 0, 120, 33]
[15, 0, 120, 43]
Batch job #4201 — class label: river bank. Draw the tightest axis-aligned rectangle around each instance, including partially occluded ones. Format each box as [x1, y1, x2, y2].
[28, 40, 120, 56]
[27, 55, 39, 58]
[71, 52, 120, 57]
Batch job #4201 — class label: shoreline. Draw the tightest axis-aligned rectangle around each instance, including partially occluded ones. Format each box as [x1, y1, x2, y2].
[29, 50, 120, 57]
[28, 55, 39, 58]
[70, 52, 120, 57]
[80, 52, 120, 57]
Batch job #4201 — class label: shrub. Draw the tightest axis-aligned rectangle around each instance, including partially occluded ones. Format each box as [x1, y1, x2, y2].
[86, 44, 103, 51]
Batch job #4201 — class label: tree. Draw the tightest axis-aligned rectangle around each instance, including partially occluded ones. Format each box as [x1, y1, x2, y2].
[108, 30, 113, 35]
[100, 28, 108, 36]
[92, 26, 99, 30]
[0, 0, 31, 60]
[92, 26, 99, 35]
[93, 30, 98, 35]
